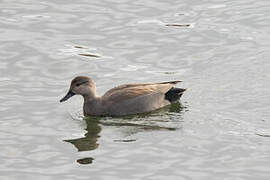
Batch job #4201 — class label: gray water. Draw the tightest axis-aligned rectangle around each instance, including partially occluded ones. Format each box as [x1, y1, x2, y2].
[1, 0, 270, 179]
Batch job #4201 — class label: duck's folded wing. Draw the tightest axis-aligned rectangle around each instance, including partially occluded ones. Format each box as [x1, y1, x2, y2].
[101, 82, 180, 115]
[102, 81, 181, 99]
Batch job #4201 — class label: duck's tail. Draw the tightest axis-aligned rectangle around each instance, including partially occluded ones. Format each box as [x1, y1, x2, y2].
[165, 87, 186, 103]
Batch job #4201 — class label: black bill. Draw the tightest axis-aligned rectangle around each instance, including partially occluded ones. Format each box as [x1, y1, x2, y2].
[60, 90, 75, 102]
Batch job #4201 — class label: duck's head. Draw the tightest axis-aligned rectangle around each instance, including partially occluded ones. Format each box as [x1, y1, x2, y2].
[60, 76, 96, 102]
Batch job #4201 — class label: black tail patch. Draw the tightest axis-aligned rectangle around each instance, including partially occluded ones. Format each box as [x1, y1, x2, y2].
[165, 87, 186, 103]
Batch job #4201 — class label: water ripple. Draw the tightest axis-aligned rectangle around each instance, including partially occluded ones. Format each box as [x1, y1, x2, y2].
[1, 0, 270, 179]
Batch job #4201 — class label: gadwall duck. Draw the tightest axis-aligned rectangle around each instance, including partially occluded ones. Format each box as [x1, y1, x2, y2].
[60, 76, 186, 116]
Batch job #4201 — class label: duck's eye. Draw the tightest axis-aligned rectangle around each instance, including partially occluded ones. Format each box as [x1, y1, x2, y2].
[75, 81, 88, 87]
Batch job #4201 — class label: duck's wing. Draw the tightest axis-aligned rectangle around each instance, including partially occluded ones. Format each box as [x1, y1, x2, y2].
[102, 81, 181, 99]
[101, 81, 182, 115]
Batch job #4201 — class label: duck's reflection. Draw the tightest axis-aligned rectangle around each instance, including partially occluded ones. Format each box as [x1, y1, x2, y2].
[76, 157, 94, 164]
[64, 102, 186, 165]
[64, 117, 101, 165]
[64, 117, 101, 152]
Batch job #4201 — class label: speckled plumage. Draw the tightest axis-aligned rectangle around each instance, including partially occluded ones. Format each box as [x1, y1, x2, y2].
[60, 76, 185, 116]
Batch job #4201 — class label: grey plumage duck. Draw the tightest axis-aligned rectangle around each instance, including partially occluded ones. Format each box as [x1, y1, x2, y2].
[60, 76, 186, 116]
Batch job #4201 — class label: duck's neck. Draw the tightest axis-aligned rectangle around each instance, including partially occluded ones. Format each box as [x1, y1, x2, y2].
[83, 92, 99, 103]
[83, 92, 102, 116]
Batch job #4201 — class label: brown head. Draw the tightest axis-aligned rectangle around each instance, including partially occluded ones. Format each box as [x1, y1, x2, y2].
[60, 76, 97, 103]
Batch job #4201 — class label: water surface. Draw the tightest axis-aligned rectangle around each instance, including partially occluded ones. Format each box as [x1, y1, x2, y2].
[1, 0, 270, 179]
